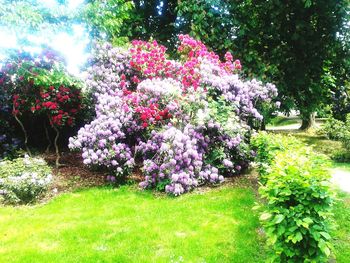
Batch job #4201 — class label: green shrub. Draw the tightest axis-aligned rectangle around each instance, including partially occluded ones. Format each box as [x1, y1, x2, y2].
[322, 115, 350, 151]
[253, 133, 334, 262]
[331, 148, 350, 163]
[0, 156, 52, 204]
[321, 117, 346, 141]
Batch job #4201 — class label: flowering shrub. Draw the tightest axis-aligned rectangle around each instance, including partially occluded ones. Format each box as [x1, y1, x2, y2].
[138, 124, 222, 195]
[2, 50, 83, 128]
[1, 49, 85, 165]
[0, 156, 52, 204]
[70, 35, 277, 195]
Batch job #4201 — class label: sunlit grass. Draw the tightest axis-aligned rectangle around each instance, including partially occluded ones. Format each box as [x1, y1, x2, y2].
[266, 116, 300, 127]
[333, 191, 350, 263]
[0, 184, 266, 263]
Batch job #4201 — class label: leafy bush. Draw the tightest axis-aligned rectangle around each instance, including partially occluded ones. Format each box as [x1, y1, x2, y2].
[253, 133, 334, 262]
[0, 156, 52, 204]
[321, 117, 347, 141]
[332, 149, 350, 163]
[322, 115, 350, 151]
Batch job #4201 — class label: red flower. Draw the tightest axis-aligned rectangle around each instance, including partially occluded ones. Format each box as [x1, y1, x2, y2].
[140, 113, 148, 121]
[50, 103, 57, 110]
[142, 122, 148, 128]
[67, 117, 73, 126]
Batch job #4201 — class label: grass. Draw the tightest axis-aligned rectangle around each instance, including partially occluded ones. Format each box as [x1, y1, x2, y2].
[266, 116, 300, 127]
[0, 183, 266, 263]
[331, 162, 350, 172]
[333, 191, 350, 262]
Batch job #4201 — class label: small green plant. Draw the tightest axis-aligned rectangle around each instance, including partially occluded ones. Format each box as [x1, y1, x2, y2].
[0, 155, 52, 204]
[253, 133, 334, 262]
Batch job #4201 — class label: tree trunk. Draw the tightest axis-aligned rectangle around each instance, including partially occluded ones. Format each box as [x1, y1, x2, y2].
[13, 113, 32, 156]
[300, 112, 316, 130]
[53, 125, 61, 168]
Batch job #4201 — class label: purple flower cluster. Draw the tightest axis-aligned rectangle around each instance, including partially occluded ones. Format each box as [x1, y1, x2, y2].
[199, 59, 277, 120]
[69, 94, 136, 177]
[138, 124, 224, 195]
[85, 42, 133, 97]
[0, 134, 21, 160]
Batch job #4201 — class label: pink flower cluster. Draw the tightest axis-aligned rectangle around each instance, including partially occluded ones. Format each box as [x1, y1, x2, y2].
[130, 40, 177, 79]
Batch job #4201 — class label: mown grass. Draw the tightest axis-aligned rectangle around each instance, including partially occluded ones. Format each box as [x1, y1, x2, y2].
[0, 184, 266, 263]
[333, 191, 350, 263]
[267, 116, 300, 127]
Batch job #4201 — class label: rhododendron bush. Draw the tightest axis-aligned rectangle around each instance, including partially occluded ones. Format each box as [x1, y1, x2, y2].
[0, 49, 85, 165]
[69, 35, 278, 195]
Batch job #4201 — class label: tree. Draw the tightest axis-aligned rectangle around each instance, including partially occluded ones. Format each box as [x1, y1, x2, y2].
[81, 0, 134, 45]
[177, 0, 349, 129]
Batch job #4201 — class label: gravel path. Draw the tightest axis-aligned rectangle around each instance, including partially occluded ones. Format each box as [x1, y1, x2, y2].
[330, 168, 350, 193]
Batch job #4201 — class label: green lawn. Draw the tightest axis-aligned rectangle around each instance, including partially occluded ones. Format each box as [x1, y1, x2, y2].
[333, 191, 350, 262]
[0, 184, 266, 263]
[332, 162, 350, 172]
[267, 116, 300, 127]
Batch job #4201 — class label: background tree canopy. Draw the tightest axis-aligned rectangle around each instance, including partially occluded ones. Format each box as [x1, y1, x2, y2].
[1, 0, 349, 129]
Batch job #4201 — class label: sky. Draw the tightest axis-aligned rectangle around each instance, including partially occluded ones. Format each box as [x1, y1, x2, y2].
[0, 0, 88, 76]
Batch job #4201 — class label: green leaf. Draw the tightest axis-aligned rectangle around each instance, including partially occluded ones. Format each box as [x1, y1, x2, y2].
[260, 212, 272, 221]
[320, 232, 331, 240]
[274, 214, 285, 224]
